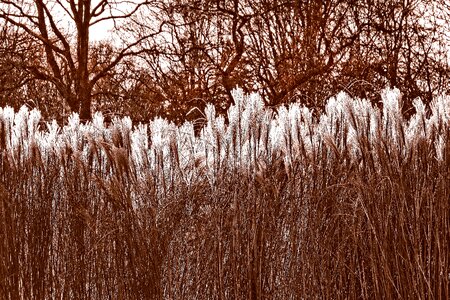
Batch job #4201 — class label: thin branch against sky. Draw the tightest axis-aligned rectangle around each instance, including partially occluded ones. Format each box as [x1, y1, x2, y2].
[0, 0, 151, 41]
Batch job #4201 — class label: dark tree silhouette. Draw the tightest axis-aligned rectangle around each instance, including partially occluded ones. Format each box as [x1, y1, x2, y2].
[1, 0, 449, 122]
[0, 0, 160, 121]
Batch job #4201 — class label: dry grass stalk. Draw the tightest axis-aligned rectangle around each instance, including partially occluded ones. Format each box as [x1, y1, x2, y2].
[0, 88, 448, 299]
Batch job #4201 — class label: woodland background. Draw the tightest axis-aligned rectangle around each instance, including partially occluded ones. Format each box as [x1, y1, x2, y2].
[0, 0, 449, 124]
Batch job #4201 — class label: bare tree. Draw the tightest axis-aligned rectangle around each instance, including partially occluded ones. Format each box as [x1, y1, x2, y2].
[243, 0, 363, 109]
[340, 0, 450, 115]
[0, 19, 35, 106]
[3, 0, 443, 123]
[0, 0, 160, 120]
[134, 0, 364, 116]
[0, 18, 69, 121]
[126, 0, 257, 123]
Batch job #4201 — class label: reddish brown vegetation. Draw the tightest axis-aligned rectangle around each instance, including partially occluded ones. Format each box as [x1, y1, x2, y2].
[0, 118, 448, 299]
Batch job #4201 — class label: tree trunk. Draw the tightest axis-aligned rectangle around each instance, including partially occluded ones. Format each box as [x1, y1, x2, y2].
[78, 87, 92, 121]
[76, 0, 91, 121]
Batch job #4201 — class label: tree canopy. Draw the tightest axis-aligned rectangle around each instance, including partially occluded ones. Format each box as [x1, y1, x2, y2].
[0, 0, 449, 123]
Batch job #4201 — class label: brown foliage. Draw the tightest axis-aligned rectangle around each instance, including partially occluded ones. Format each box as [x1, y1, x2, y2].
[0, 119, 449, 299]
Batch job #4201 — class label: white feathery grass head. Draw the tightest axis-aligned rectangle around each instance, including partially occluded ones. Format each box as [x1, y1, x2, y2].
[429, 94, 450, 127]
[28, 107, 41, 138]
[227, 102, 239, 130]
[248, 92, 265, 120]
[275, 106, 290, 152]
[176, 121, 196, 169]
[64, 112, 82, 151]
[11, 106, 29, 154]
[112, 115, 132, 135]
[228, 88, 247, 140]
[46, 119, 60, 142]
[288, 103, 301, 126]
[205, 103, 216, 123]
[235, 91, 264, 150]
[2, 106, 15, 128]
[256, 109, 272, 158]
[297, 111, 313, 153]
[68, 112, 80, 130]
[382, 88, 401, 121]
[240, 104, 252, 144]
[231, 87, 245, 111]
[202, 104, 217, 144]
[319, 93, 345, 140]
[0, 87, 448, 184]
[360, 97, 380, 140]
[92, 111, 105, 130]
[215, 115, 226, 137]
[269, 117, 283, 154]
[300, 105, 313, 127]
[131, 123, 149, 171]
[381, 88, 402, 142]
[346, 96, 377, 135]
[34, 119, 61, 161]
[435, 135, 445, 161]
[150, 117, 170, 151]
[177, 120, 195, 145]
[287, 103, 301, 154]
[202, 111, 226, 161]
[406, 98, 427, 142]
[325, 92, 346, 119]
[15, 106, 29, 133]
[0, 107, 4, 149]
[382, 88, 401, 113]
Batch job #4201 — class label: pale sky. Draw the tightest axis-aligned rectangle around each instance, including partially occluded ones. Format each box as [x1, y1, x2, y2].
[90, 20, 115, 42]
[22, 0, 142, 43]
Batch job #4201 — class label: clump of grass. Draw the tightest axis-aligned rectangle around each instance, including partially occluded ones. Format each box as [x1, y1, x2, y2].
[0, 88, 449, 299]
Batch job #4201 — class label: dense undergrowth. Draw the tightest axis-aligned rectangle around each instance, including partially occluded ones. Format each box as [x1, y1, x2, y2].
[0, 88, 449, 299]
